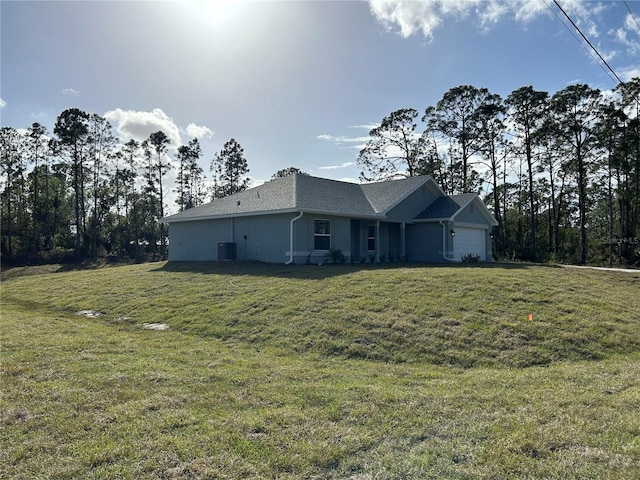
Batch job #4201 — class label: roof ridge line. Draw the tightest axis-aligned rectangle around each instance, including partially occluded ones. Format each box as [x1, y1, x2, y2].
[359, 182, 380, 213]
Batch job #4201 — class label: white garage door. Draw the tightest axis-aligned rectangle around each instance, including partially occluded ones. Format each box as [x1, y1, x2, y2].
[453, 227, 485, 261]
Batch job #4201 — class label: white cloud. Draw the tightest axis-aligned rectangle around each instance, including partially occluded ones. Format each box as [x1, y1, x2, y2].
[369, 0, 526, 39]
[615, 13, 640, 56]
[615, 27, 628, 45]
[319, 134, 365, 143]
[62, 88, 80, 96]
[624, 12, 640, 35]
[185, 123, 214, 139]
[0, 98, 6, 108]
[104, 108, 182, 147]
[513, 0, 546, 22]
[369, 0, 442, 39]
[620, 66, 640, 82]
[586, 20, 598, 39]
[367, 0, 639, 85]
[336, 177, 359, 184]
[246, 176, 267, 188]
[598, 47, 618, 64]
[367, 0, 610, 39]
[319, 162, 356, 170]
[478, 0, 510, 29]
[350, 123, 380, 131]
[317, 133, 370, 149]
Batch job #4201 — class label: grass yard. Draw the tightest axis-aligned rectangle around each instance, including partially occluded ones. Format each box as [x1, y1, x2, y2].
[1, 261, 639, 479]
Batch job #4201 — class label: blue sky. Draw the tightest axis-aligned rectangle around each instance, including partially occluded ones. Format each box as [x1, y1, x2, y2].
[2, 0, 639, 211]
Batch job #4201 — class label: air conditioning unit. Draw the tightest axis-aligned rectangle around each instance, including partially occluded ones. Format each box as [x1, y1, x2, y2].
[218, 242, 237, 260]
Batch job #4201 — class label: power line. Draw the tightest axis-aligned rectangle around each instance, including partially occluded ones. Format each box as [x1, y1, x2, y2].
[623, 0, 640, 32]
[552, 0, 623, 85]
[542, 0, 619, 85]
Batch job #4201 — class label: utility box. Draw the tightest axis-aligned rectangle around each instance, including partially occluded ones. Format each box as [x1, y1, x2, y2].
[218, 242, 237, 260]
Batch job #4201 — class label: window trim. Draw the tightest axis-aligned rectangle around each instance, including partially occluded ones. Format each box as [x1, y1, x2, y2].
[314, 219, 331, 251]
[367, 225, 376, 252]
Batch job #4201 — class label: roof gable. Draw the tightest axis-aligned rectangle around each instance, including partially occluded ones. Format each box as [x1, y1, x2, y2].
[414, 193, 498, 226]
[360, 175, 442, 213]
[415, 196, 464, 220]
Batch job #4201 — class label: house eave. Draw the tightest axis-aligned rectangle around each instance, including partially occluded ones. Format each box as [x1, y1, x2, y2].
[161, 208, 299, 224]
[414, 217, 453, 223]
[161, 208, 386, 224]
[301, 209, 385, 220]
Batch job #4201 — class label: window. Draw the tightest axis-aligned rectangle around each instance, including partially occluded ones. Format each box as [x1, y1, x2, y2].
[367, 225, 376, 251]
[314, 220, 331, 250]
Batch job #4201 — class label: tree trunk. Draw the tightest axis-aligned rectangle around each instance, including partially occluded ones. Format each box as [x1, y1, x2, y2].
[74, 140, 82, 259]
[525, 129, 536, 260]
[576, 142, 588, 265]
[32, 145, 39, 254]
[158, 162, 165, 259]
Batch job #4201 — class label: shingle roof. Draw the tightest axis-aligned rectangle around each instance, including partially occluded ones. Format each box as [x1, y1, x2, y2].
[161, 174, 298, 222]
[360, 175, 434, 213]
[161, 174, 439, 223]
[295, 175, 376, 216]
[414, 193, 477, 220]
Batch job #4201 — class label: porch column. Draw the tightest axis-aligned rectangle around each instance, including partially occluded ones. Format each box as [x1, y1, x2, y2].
[375, 220, 380, 262]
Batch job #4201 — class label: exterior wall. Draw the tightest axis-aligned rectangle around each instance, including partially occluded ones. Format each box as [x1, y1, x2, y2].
[233, 214, 292, 263]
[168, 213, 292, 263]
[454, 200, 491, 224]
[386, 183, 440, 222]
[295, 215, 352, 264]
[405, 222, 447, 262]
[167, 218, 233, 261]
[485, 228, 494, 261]
[167, 205, 494, 264]
[169, 213, 357, 264]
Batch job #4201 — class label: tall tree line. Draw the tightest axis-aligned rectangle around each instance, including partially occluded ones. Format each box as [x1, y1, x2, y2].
[358, 79, 640, 266]
[1, 108, 249, 262]
[2, 78, 638, 266]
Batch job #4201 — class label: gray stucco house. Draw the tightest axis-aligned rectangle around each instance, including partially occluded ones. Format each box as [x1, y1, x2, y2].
[161, 174, 498, 264]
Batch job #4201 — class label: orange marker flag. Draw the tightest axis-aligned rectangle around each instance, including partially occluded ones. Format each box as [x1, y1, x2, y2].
[528, 314, 533, 321]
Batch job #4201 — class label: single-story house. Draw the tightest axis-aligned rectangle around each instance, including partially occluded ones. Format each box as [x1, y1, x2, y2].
[160, 174, 499, 264]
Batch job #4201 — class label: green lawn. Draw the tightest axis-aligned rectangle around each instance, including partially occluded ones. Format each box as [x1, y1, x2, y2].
[2, 261, 639, 479]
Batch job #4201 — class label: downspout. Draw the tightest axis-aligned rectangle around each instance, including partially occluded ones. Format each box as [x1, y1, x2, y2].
[440, 220, 456, 262]
[285, 211, 304, 265]
[400, 222, 406, 260]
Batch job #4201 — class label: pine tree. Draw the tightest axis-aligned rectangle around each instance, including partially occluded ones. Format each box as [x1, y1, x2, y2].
[210, 139, 249, 198]
[53, 108, 90, 259]
[357, 108, 424, 181]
